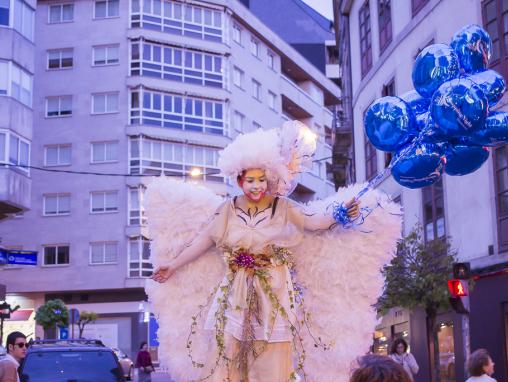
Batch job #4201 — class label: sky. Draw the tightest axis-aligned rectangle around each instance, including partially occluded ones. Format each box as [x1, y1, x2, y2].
[301, 0, 334, 20]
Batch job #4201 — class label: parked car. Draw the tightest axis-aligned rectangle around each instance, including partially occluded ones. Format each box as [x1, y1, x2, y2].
[113, 348, 134, 381]
[20, 339, 125, 382]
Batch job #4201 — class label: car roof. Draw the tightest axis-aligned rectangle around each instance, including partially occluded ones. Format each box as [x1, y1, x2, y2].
[27, 339, 113, 352]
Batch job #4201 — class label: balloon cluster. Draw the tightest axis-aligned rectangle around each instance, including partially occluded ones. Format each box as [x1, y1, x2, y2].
[364, 25, 507, 189]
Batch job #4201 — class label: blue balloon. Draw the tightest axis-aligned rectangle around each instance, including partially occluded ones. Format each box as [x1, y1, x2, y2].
[444, 144, 489, 176]
[451, 24, 492, 73]
[400, 90, 431, 115]
[431, 77, 488, 138]
[415, 111, 432, 131]
[412, 44, 461, 98]
[470, 111, 508, 146]
[364, 96, 416, 152]
[469, 69, 506, 107]
[391, 142, 444, 189]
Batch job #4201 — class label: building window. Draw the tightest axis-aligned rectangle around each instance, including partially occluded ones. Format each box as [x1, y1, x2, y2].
[250, 38, 260, 58]
[90, 242, 118, 264]
[93, 44, 119, 66]
[130, 0, 223, 42]
[43, 194, 70, 216]
[233, 23, 242, 44]
[325, 162, 334, 183]
[94, 0, 119, 19]
[384, 152, 393, 168]
[46, 96, 72, 117]
[412, 0, 429, 16]
[252, 79, 261, 101]
[43, 245, 70, 266]
[233, 66, 244, 89]
[129, 236, 152, 277]
[92, 92, 119, 114]
[91, 141, 118, 163]
[311, 160, 322, 177]
[90, 191, 118, 213]
[494, 146, 508, 250]
[10, 62, 32, 107]
[0, 61, 7, 95]
[129, 137, 224, 182]
[482, 0, 508, 80]
[382, 77, 395, 168]
[233, 111, 244, 132]
[128, 186, 146, 226]
[324, 126, 333, 146]
[13, 0, 34, 41]
[0, 0, 9, 26]
[130, 40, 223, 88]
[382, 78, 396, 97]
[359, 1, 372, 77]
[267, 51, 276, 70]
[268, 91, 276, 110]
[129, 88, 225, 135]
[365, 134, 377, 181]
[252, 121, 261, 130]
[378, 0, 392, 53]
[49, 3, 73, 23]
[0, 130, 30, 174]
[44, 144, 71, 166]
[47, 49, 73, 70]
[0, 132, 5, 163]
[422, 178, 445, 242]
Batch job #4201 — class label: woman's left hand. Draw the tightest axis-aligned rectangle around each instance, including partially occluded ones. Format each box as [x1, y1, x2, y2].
[346, 198, 361, 220]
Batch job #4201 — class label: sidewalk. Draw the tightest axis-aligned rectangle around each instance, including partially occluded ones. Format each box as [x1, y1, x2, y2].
[133, 370, 175, 382]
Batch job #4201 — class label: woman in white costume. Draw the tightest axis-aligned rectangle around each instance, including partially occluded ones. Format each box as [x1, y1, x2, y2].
[146, 122, 402, 382]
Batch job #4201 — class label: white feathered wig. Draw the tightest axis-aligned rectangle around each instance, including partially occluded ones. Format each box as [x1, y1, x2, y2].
[217, 121, 317, 195]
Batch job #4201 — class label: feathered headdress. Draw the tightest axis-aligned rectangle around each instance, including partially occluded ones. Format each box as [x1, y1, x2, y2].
[217, 120, 318, 195]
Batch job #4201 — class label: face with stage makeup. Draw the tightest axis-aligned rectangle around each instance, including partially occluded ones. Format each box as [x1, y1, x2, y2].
[237, 168, 268, 202]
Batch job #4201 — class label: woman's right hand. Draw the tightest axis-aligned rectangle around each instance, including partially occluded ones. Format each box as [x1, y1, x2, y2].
[151, 265, 174, 283]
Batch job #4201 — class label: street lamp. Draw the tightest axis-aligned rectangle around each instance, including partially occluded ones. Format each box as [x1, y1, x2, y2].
[189, 168, 202, 178]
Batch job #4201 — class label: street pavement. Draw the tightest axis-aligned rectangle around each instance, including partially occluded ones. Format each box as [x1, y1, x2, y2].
[133, 370, 175, 382]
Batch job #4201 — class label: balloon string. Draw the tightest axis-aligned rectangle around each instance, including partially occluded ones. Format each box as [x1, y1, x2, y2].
[333, 132, 426, 229]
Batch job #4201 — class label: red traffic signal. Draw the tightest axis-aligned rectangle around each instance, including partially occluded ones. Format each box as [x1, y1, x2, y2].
[448, 279, 468, 297]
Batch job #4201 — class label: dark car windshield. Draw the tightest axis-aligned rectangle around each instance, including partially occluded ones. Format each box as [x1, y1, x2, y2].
[21, 350, 123, 382]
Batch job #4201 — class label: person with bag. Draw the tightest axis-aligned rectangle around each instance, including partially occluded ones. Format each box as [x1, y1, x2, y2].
[135, 342, 154, 382]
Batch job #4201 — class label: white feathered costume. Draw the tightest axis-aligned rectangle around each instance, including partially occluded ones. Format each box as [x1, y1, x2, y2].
[145, 122, 402, 382]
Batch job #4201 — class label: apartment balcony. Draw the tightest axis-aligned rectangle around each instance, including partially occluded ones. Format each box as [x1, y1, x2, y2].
[0, 167, 31, 219]
[326, 63, 341, 81]
[280, 75, 334, 127]
[126, 76, 229, 103]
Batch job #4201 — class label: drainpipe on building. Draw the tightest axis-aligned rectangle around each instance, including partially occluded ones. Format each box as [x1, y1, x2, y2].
[332, 0, 355, 188]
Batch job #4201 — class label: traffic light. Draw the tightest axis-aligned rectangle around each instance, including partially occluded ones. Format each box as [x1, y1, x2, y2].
[453, 262, 471, 279]
[447, 279, 469, 314]
[448, 279, 468, 297]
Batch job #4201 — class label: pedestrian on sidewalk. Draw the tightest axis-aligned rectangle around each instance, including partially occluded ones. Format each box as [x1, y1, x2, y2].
[466, 348, 497, 381]
[136, 342, 155, 382]
[350, 354, 412, 382]
[389, 338, 419, 382]
[0, 331, 27, 382]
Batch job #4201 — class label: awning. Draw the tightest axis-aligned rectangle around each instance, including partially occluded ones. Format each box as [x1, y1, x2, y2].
[6, 309, 33, 321]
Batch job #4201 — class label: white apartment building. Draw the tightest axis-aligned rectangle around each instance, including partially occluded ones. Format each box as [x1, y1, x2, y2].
[0, 0, 341, 359]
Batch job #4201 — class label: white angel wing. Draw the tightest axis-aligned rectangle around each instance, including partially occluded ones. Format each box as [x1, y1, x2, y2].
[293, 184, 402, 382]
[144, 177, 225, 381]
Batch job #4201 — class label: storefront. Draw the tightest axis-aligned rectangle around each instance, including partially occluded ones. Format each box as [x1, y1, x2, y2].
[469, 270, 508, 382]
[374, 308, 466, 382]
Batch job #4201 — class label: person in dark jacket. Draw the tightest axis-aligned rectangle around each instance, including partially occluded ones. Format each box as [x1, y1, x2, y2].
[135, 342, 154, 382]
